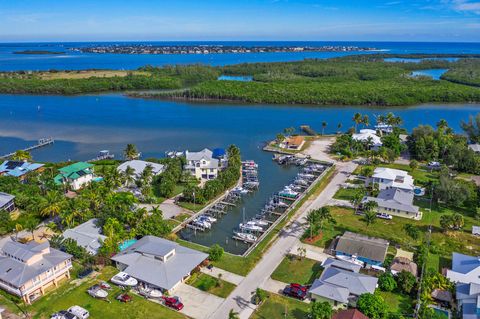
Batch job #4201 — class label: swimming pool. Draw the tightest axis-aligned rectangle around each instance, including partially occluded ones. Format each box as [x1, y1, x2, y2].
[432, 306, 450, 319]
[119, 239, 138, 251]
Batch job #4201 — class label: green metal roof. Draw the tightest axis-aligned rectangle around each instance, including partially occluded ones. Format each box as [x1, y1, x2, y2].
[59, 162, 93, 175]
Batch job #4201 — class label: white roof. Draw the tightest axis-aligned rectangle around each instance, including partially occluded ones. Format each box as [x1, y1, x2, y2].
[186, 148, 213, 161]
[352, 129, 382, 146]
[373, 167, 414, 190]
[117, 160, 164, 179]
[62, 219, 106, 255]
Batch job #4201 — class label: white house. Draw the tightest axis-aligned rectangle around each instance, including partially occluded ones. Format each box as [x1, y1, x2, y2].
[352, 129, 382, 150]
[184, 148, 219, 181]
[369, 167, 415, 191]
[446, 252, 480, 285]
[117, 160, 165, 181]
[54, 162, 97, 191]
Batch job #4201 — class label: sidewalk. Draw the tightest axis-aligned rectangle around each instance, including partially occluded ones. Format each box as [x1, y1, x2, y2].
[200, 266, 245, 285]
[289, 240, 330, 263]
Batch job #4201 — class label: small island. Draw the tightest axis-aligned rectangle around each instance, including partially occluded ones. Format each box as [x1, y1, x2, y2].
[13, 50, 66, 55]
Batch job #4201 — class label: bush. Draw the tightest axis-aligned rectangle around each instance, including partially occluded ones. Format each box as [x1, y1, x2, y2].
[208, 244, 224, 262]
[396, 270, 417, 295]
[378, 272, 397, 292]
[356, 293, 388, 319]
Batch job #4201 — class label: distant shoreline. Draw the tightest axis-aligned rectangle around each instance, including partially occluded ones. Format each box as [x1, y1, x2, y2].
[13, 50, 66, 55]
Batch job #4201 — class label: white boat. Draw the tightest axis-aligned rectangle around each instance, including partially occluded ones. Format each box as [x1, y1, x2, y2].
[87, 284, 109, 299]
[194, 219, 211, 229]
[233, 231, 257, 243]
[277, 201, 290, 208]
[232, 186, 249, 194]
[200, 215, 217, 223]
[240, 222, 263, 232]
[138, 286, 163, 299]
[251, 219, 269, 227]
[298, 173, 315, 180]
[111, 272, 138, 287]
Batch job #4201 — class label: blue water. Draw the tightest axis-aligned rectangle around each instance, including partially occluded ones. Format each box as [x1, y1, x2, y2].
[411, 69, 448, 80]
[0, 41, 479, 71]
[119, 239, 138, 251]
[385, 57, 459, 63]
[218, 75, 253, 82]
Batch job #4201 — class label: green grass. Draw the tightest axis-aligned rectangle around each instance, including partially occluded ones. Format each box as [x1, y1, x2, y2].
[166, 219, 181, 228]
[177, 201, 207, 212]
[185, 273, 236, 298]
[271, 256, 323, 285]
[178, 166, 336, 276]
[173, 213, 191, 222]
[6, 266, 187, 319]
[251, 292, 310, 319]
[377, 290, 414, 316]
[333, 187, 360, 201]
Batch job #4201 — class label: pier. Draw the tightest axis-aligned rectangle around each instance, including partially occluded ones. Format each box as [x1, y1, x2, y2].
[87, 150, 115, 162]
[0, 138, 54, 159]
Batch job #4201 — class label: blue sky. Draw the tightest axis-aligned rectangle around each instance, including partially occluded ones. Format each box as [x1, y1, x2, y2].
[1, 0, 479, 42]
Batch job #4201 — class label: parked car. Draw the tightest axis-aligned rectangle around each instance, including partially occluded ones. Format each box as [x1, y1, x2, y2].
[162, 296, 184, 311]
[116, 293, 133, 303]
[376, 212, 393, 220]
[67, 306, 90, 319]
[283, 283, 308, 300]
[51, 310, 76, 319]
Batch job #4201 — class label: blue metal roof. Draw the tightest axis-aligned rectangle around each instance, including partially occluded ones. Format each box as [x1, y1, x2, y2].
[0, 161, 44, 177]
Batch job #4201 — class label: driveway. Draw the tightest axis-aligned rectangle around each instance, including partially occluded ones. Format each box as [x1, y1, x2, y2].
[301, 137, 336, 163]
[174, 283, 224, 319]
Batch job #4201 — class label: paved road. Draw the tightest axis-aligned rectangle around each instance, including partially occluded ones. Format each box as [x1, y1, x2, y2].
[211, 161, 357, 319]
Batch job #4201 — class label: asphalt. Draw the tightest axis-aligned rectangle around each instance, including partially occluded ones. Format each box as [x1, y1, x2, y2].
[210, 160, 358, 319]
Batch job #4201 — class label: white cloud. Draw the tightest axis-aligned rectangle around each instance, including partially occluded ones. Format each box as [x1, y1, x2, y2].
[447, 0, 480, 14]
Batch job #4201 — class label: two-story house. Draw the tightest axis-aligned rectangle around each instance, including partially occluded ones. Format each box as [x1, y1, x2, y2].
[0, 192, 15, 213]
[369, 167, 415, 191]
[0, 240, 72, 304]
[54, 162, 96, 190]
[184, 148, 220, 181]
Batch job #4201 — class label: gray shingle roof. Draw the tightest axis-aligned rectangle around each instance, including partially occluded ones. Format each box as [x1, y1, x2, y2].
[0, 240, 71, 288]
[0, 192, 14, 209]
[117, 160, 165, 179]
[334, 232, 389, 263]
[62, 219, 106, 255]
[111, 236, 207, 291]
[322, 258, 362, 273]
[319, 267, 378, 296]
[309, 280, 350, 303]
[186, 148, 213, 161]
[363, 188, 419, 214]
[451, 252, 480, 274]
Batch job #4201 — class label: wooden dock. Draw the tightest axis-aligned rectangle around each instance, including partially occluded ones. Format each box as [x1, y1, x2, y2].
[220, 201, 237, 207]
[0, 137, 54, 159]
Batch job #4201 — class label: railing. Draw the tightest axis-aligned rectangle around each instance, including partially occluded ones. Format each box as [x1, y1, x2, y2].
[21, 264, 71, 295]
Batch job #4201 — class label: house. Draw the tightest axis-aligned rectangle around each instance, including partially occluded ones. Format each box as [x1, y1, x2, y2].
[184, 148, 220, 181]
[352, 129, 382, 150]
[431, 289, 453, 304]
[455, 282, 480, 319]
[54, 162, 96, 190]
[0, 239, 72, 304]
[117, 160, 165, 181]
[468, 144, 480, 154]
[390, 256, 418, 277]
[362, 187, 420, 219]
[333, 231, 389, 266]
[62, 219, 106, 255]
[369, 167, 415, 191]
[111, 236, 208, 293]
[212, 148, 229, 169]
[0, 160, 44, 181]
[309, 258, 378, 309]
[280, 136, 305, 150]
[332, 309, 369, 319]
[446, 253, 480, 285]
[0, 192, 15, 213]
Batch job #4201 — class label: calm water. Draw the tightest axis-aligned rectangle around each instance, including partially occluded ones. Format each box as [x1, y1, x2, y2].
[1, 41, 480, 71]
[411, 69, 448, 80]
[384, 57, 459, 63]
[218, 75, 253, 82]
[1, 94, 480, 253]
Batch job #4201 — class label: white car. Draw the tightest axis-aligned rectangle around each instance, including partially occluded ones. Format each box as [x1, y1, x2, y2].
[67, 306, 89, 319]
[376, 213, 393, 220]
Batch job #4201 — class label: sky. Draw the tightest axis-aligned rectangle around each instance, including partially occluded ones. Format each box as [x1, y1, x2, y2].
[0, 0, 479, 42]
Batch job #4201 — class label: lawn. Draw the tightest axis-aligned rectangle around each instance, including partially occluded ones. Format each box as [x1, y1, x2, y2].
[377, 290, 414, 316]
[185, 273, 236, 298]
[178, 166, 336, 276]
[173, 213, 191, 222]
[251, 292, 310, 319]
[271, 256, 323, 285]
[6, 266, 187, 319]
[333, 187, 361, 201]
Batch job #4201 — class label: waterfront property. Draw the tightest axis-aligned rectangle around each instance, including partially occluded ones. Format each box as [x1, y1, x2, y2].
[0, 160, 44, 180]
[279, 136, 305, 150]
[0, 192, 15, 213]
[62, 219, 106, 255]
[369, 167, 415, 191]
[184, 148, 220, 181]
[117, 160, 165, 182]
[111, 236, 208, 293]
[352, 129, 382, 150]
[0, 239, 72, 304]
[332, 231, 389, 266]
[54, 162, 95, 190]
[362, 187, 420, 219]
[446, 252, 480, 285]
[308, 258, 378, 309]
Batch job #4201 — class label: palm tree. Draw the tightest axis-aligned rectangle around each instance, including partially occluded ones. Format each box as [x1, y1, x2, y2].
[39, 191, 64, 218]
[321, 121, 327, 136]
[15, 223, 23, 240]
[350, 187, 366, 214]
[437, 119, 448, 129]
[11, 150, 32, 161]
[123, 144, 139, 160]
[362, 114, 370, 128]
[316, 207, 335, 231]
[24, 219, 39, 241]
[306, 209, 319, 238]
[228, 309, 240, 319]
[353, 113, 362, 133]
[362, 200, 378, 228]
[337, 122, 342, 134]
[123, 165, 136, 187]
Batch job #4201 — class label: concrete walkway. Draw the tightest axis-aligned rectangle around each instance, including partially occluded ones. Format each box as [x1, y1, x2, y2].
[201, 266, 245, 286]
[260, 278, 287, 295]
[289, 241, 330, 263]
[210, 161, 358, 319]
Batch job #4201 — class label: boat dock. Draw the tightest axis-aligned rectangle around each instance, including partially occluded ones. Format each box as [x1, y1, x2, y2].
[87, 150, 115, 162]
[0, 137, 54, 159]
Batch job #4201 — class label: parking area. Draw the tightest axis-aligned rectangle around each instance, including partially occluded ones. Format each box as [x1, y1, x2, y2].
[175, 283, 225, 319]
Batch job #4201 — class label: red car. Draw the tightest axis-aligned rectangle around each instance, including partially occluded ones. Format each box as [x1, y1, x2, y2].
[283, 283, 308, 300]
[162, 296, 184, 311]
[116, 293, 133, 303]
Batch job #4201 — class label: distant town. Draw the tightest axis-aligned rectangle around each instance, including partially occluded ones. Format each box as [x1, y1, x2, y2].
[72, 44, 379, 55]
